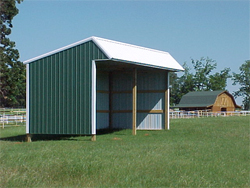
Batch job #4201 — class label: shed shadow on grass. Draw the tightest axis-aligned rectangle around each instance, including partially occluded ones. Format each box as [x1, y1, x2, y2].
[0, 128, 125, 142]
[0, 134, 27, 142]
[0, 134, 83, 142]
[97, 128, 125, 135]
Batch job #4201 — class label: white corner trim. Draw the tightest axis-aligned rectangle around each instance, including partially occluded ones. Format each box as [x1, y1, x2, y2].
[91, 60, 96, 135]
[26, 64, 29, 133]
[167, 72, 170, 130]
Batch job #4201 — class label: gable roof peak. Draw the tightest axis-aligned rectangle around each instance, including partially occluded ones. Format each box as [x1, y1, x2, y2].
[24, 36, 184, 71]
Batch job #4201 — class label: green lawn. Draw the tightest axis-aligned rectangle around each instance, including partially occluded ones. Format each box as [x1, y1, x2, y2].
[0, 116, 249, 187]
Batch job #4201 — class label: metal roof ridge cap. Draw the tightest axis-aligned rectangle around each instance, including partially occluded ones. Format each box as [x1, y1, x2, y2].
[23, 36, 94, 64]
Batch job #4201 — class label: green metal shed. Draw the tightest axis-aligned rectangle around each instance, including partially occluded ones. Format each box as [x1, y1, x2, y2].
[24, 36, 184, 141]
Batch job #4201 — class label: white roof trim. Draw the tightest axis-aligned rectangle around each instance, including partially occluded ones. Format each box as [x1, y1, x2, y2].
[23, 36, 184, 71]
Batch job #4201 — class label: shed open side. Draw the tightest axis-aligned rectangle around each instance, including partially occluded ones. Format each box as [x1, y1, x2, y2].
[94, 60, 170, 135]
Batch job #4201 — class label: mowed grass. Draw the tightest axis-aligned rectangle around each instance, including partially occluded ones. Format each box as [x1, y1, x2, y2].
[0, 116, 249, 188]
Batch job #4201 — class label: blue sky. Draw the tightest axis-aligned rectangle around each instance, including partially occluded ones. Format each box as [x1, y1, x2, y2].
[11, 0, 249, 105]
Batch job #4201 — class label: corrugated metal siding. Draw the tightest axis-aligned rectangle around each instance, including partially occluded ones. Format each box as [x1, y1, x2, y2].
[112, 113, 132, 129]
[96, 113, 109, 129]
[137, 71, 165, 90]
[112, 72, 133, 91]
[137, 113, 164, 129]
[97, 93, 109, 110]
[112, 72, 132, 129]
[137, 71, 166, 130]
[97, 72, 109, 90]
[112, 93, 132, 110]
[111, 70, 167, 130]
[137, 93, 164, 110]
[29, 41, 107, 134]
[96, 72, 109, 129]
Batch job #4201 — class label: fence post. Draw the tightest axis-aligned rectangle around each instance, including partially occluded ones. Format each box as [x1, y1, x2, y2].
[2, 113, 4, 129]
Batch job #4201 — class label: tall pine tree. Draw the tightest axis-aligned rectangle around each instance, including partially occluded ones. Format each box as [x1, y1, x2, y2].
[0, 0, 25, 107]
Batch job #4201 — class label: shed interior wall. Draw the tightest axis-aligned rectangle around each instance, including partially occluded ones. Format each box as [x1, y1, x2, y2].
[96, 69, 167, 130]
[96, 71, 109, 129]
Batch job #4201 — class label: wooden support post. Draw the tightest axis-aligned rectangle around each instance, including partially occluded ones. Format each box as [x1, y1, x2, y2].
[26, 134, 32, 142]
[132, 68, 137, 135]
[109, 72, 113, 130]
[165, 72, 170, 130]
[91, 135, 96, 141]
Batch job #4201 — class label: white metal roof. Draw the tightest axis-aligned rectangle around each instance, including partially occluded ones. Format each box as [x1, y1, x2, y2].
[24, 36, 184, 71]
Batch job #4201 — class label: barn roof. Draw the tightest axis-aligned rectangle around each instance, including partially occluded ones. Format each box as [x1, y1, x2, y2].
[176, 90, 230, 108]
[24, 36, 184, 71]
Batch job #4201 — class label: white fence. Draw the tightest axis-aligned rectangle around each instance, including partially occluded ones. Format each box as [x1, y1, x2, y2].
[170, 110, 250, 119]
[0, 109, 26, 128]
[1, 109, 249, 128]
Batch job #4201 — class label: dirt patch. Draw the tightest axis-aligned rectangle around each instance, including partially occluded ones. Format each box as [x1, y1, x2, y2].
[112, 137, 122, 140]
[14, 142, 22, 144]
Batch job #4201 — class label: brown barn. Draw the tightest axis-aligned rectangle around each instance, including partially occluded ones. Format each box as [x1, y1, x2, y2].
[176, 90, 241, 112]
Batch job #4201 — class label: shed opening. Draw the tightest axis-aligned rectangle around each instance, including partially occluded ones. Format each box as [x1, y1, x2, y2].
[94, 60, 169, 133]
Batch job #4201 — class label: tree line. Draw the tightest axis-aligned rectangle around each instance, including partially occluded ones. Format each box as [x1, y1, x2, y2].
[0, 0, 25, 108]
[0, 0, 249, 110]
[170, 58, 250, 110]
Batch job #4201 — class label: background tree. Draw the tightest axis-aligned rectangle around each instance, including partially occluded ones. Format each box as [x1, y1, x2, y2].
[170, 57, 231, 106]
[191, 57, 231, 91]
[192, 57, 217, 91]
[170, 63, 195, 105]
[232, 60, 250, 110]
[208, 67, 231, 91]
[0, 0, 25, 107]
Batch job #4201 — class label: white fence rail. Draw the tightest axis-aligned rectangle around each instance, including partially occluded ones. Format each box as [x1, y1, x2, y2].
[170, 111, 250, 119]
[1, 109, 249, 128]
[0, 109, 26, 128]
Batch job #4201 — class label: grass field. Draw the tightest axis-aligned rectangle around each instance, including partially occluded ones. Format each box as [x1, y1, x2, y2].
[0, 116, 249, 187]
